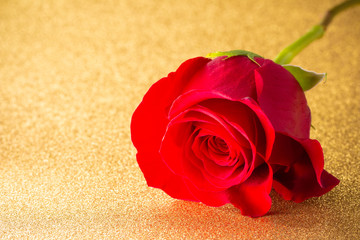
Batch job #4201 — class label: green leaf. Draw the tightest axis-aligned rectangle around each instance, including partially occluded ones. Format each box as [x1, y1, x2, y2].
[282, 64, 326, 91]
[206, 50, 263, 66]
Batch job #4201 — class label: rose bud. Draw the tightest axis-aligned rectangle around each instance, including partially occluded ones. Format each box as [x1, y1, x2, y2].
[131, 51, 339, 217]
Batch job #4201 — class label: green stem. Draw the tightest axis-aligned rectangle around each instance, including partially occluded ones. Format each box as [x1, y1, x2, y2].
[274, 0, 360, 65]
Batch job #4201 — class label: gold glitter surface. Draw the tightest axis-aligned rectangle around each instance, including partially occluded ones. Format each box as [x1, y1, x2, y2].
[0, 0, 359, 239]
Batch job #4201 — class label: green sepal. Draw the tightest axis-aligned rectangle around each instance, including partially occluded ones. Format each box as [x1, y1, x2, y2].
[206, 50, 263, 66]
[282, 64, 326, 91]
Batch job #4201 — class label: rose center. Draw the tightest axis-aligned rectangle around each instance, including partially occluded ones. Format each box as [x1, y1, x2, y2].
[208, 136, 229, 154]
[203, 135, 241, 167]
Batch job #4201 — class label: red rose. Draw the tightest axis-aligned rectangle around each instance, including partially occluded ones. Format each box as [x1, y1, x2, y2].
[131, 55, 339, 217]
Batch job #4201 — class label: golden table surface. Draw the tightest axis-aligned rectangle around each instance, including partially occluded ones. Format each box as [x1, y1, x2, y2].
[1, 0, 359, 239]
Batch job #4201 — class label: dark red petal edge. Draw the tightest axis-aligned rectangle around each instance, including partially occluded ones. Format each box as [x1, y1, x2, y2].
[269, 133, 340, 202]
[255, 60, 311, 139]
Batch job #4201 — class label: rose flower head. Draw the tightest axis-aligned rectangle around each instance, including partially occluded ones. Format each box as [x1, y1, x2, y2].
[131, 51, 339, 217]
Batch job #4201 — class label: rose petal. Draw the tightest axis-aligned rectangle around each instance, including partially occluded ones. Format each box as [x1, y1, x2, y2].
[136, 151, 196, 201]
[228, 163, 273, 217]
[132, 57, 209, 152]
[197, 146, 245, 179]
[255, 60, 311, 139]
[195, 134, 238, 167]
[183, 56, 264, 101]
[131, 57, 209, 201]
[190, 129, 247, 182]
[192, 111, 250, 150]
[184, 163, 273, 217]
[269, 133, 340, 202]
[240, 97, 275, 160]
[199, 98, 260, 148]
[160, 118, 225, 192]
[199, 148, 252, 189]
[160, 119, 193, 177]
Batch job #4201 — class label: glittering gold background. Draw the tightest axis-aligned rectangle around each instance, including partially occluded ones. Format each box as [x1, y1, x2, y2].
[0, 0, 359, 239]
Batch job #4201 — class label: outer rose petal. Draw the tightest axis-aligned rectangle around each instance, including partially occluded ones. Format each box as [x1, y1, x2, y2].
[255, 60, 311, 139]
[132, 57, 209, 153]
[184, 56, 265, 101]
[184, 163, 273, 217]
[136, 152, 196, 201]
[269, 133, 340, 202]
[131, 57, 209, 200]
[229, 163, 272, 217]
